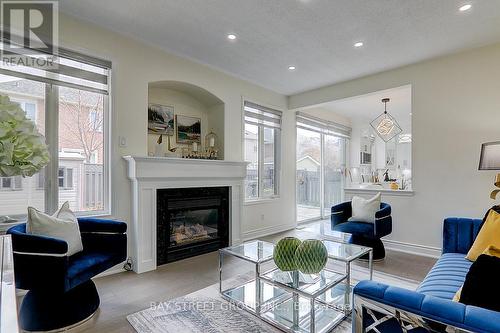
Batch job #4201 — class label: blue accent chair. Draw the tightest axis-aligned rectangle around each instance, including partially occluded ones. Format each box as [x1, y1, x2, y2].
[331, 201, 392, 259]
[7, 218, 127, 332]
[352, 217, 500, 333]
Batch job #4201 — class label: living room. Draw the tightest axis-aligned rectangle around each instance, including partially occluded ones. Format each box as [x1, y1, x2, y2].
[0, 1, 500, 332]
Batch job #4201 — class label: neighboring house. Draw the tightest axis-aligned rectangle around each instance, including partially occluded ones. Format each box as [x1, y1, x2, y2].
[0, 78, 104, 216]
[296, 155, 320, 172]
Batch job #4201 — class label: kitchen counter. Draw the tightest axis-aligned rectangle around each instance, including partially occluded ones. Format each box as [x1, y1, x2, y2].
[344, 185, 414, 196]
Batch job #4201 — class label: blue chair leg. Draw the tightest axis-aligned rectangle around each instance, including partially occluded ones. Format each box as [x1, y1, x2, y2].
[349, 235, 386, 260]
[19, 280, 100, 331]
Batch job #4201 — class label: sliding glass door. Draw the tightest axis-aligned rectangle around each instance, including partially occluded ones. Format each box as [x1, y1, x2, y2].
[296, 128, 322, 221]
[323, 135, 346, 217]
[296, 114, 349, 222]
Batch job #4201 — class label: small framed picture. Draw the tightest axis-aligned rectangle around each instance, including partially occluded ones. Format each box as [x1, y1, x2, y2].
[176, 115, 201, 143]
[148, 104, 174, 135]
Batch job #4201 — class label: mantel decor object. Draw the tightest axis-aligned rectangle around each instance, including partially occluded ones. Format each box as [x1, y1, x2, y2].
[479, 141, 500, 200]
[176, 115, 201, 144]
[148, 104, 174, 135]
[370, 98, 402, 142]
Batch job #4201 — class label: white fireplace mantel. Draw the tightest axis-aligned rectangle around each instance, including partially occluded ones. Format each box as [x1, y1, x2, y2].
[123, 156, 248, 273]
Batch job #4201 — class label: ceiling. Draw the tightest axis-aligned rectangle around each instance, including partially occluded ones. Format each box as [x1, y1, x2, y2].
[320, 85, 412, 132]
[59, 1, 500, 95]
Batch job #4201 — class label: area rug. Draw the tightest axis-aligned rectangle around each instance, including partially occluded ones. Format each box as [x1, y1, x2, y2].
[127, 267, 419, 333]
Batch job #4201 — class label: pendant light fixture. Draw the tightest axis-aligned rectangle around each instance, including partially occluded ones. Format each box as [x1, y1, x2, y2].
[370, 98, 402, 142]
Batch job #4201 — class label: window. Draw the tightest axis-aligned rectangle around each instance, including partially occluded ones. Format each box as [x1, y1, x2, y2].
[0, 177, 22, 190]
[0, 41, 111, 218]
[244, 101, 282, 200]
[296, 112, 349, 222]
[58, 168, 74, 189]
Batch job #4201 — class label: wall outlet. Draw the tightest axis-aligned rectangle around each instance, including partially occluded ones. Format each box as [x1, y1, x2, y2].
[118, 136, 127, 148]
[260, 214, 265, 221]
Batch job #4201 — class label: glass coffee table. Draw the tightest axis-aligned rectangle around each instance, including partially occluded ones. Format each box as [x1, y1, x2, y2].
[219, 240, 287, 314]
[219, 239, 373, 333]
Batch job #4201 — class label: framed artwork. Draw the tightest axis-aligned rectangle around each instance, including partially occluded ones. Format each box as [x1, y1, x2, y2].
[176, 115, 201, 143]
[148, 104, 174, 135]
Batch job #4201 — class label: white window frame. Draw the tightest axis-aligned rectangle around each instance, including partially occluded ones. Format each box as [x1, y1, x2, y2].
[243, 99, 282, 202]
[43, 85, 111, 217]
[0, 46, 112, 218]
[57, 167, 74, 190]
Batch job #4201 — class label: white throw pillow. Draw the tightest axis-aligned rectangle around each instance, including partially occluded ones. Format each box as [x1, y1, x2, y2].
[27, 202, 83, 256]
[348, 193, 381, 224]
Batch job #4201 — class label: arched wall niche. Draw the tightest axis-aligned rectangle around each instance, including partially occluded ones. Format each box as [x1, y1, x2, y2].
[147, 81, 225, 159]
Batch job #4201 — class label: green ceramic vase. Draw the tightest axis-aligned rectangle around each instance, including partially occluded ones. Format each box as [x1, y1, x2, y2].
[273, 237, 302, 271]
[295, 239, 328, 274]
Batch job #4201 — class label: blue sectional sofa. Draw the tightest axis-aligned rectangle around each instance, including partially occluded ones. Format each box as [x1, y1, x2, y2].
[352, 217, 500, 333]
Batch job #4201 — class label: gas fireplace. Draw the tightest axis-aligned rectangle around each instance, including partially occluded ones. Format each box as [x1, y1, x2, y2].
[156, 187, 230, 265]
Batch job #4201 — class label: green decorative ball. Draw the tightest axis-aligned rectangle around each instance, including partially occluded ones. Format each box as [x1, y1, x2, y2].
[295, 239, 328, 274]
[273, 237, 302, 271]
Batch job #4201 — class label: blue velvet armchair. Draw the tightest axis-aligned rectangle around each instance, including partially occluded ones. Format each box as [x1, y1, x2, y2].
[331, 201, 392, 259]
[7, 217, 127, 332]
[352, 217, 500, 333]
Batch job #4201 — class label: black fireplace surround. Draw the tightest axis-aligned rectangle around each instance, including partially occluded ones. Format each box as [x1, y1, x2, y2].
[157, 187, 230, 265]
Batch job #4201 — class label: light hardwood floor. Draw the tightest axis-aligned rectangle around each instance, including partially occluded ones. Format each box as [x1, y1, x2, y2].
[71, 221, 436, 333]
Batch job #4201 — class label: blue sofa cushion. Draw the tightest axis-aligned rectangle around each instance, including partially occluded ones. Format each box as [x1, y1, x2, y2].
[333, 221, 374, 236]
[417, 253, 472, 300]
[443, 218, 482, 254]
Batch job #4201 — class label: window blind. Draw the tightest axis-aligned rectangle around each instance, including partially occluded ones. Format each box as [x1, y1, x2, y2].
[296, 112, 351, 138]
[244, 101, 282, 129]
[0, 36, 111, 95]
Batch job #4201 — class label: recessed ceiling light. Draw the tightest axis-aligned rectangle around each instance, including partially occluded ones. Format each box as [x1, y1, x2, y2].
[227, 34, 237, 40]
[459, 4, 472, 11]
[288, 66, 296, 71]
[354, 42, 364, 48]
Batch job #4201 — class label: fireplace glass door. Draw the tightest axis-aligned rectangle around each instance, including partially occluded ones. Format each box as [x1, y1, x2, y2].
[157, 187, 230, 264]
[169, 208, 219, 246]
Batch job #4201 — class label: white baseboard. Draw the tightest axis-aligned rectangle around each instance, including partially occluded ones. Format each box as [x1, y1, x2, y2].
[241, 223, 296, 241]
[383, 239, 441, 258]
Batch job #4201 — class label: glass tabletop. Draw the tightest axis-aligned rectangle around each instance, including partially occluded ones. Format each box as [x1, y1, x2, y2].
[260, 269, 346, 298]
[322, 240, 370, 262]
[220, 240, 275, 263]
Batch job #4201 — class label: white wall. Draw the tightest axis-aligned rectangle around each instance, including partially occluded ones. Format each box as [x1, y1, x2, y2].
[301, 106, 351, 127]
[58, 14, 295, 252]
[290, 43, 500, 250]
